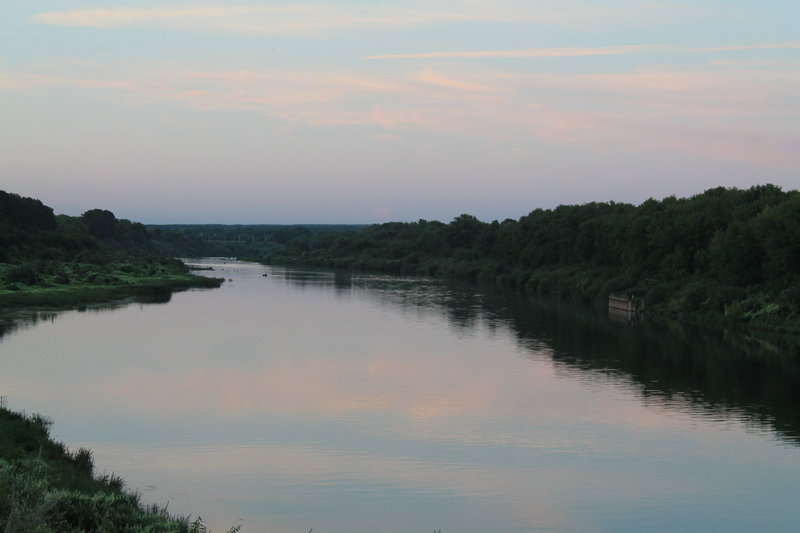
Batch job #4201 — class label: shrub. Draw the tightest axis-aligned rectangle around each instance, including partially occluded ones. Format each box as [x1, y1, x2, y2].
[4, 263, 41, 286]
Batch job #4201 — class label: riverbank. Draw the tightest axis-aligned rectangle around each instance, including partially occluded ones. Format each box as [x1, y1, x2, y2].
[262, 256, 800, 335]
[0, 191, 228, 310]
[258, 185, 800, 336]
[0, 272, 223, 308]
[0, 402, 225, 532]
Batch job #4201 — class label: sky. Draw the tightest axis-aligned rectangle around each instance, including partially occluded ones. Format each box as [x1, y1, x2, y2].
[1, 1, 798, 224]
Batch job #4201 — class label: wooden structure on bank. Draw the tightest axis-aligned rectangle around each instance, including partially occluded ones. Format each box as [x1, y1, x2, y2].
[608, 294, 645, 315]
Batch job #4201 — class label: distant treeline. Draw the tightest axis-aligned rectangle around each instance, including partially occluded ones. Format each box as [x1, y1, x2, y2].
[147, 223, 368, 259]
[9, 185, 795, 330]
[1, 191, 150, 264]
[260, 185, 800, 332]
[0, 190, 220, 305]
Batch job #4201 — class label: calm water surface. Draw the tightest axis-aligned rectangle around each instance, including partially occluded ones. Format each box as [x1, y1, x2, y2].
[1, 259, 799, 532]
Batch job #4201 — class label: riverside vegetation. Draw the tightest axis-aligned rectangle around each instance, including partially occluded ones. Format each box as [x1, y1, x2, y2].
[255, 185, 800, 333]
[0, 191, 228, 530]
[0, 400, 238, 532]
[0, 190, 223, 308]
[2, 185, 797, 529]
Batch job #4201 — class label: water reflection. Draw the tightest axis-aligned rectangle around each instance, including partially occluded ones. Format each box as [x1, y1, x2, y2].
[504, 294, 800, 445]
[278, 268, 800, 446]
[0, 292, 181, 344]
[0, 310, 59, 340]
[1, 261, 799, 533]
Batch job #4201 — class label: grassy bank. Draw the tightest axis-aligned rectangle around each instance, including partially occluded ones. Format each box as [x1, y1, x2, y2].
[0, 191, 226, 310]
[0, 272, 223, 308]
[264, 252, 800, 335]
[0, 254, 223, 309]
[0, 402, 234, 532]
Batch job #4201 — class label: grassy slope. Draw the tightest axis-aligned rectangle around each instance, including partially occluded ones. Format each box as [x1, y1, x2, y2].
[0, 271, 223, 308]
[0, 193, 233, 530]
[0, 191, 226, 309]
[0, 404, 234, 533]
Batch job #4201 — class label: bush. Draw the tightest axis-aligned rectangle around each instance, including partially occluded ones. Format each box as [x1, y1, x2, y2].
[645, 283, 671, 307]
[3, 263, 41, 286]
[0, 409, 212, 533]
[681, 282, 709, 312]
[69, 448, 93, 477]
[778, 285, 800, 313]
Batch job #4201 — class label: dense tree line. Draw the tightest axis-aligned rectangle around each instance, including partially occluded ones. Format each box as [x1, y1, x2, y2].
[262, 185, 800, 331]
[147, 223, 366, 259]
[0, 191, 219, 300]
[0, 191, 56, 231]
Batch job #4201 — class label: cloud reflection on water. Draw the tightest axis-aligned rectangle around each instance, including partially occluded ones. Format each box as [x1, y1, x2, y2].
[1, 260, 799, 532]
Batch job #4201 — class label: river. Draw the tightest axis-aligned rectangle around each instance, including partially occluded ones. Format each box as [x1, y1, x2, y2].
[1, 259, 799, 532]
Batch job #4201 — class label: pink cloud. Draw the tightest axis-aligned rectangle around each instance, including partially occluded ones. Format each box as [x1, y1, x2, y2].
[3, 58, 797, 170]
[367, 44, 669, 60]
[366, 42, 800, 60]
[33, 4, 510, 34]
[413, 70, 505, 93]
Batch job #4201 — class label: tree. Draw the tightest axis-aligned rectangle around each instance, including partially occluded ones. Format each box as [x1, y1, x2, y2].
[81, 209, 119, 240]
[0, 190, 56, 230]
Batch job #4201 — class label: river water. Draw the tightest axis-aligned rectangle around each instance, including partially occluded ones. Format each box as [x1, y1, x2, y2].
[1, 259, 799, 532]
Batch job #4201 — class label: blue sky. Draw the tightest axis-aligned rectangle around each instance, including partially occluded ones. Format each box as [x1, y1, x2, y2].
[1, 1, 798, 223]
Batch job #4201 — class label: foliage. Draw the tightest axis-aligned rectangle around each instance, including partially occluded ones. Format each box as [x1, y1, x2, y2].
[260, 184, 800, 332]
[81, 209, 120, 240]
[0, 405, 239, 532]
[0, 191, 56, 231]
[146, 223, 366, 259]
[0, 191, 223, 307]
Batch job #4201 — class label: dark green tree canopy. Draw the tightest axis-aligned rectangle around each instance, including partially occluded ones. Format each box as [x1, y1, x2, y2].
[81, 209, 119, 240]
[260, 184, 800, 331]
[0, 190, 56, 231]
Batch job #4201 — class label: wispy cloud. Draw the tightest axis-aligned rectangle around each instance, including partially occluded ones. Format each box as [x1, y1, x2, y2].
[33, 1, 719, 35]
[33, 4, 508, 33]
[32, 1, 724, 36]
[3, 57, 798, 170]
[0, 71, 138, 91]
[367, 44, 669, 60]
[689, 43, 800, 53]
[412, 71, 505, 93]
[366, 42, 800, 60]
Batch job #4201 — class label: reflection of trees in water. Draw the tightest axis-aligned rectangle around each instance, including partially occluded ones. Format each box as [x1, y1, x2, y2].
[282, 269, 800, 446]
[12, 267, 791, 446]
[487, 289, 800, 445]
[274, 269, 335, 293]
[0, 310, 59, 339]
[0, 296, 173, 342]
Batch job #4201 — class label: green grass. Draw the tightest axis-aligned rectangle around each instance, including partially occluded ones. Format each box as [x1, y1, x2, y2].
[0, 274, 223, 308]
[0, 402, 239, 532]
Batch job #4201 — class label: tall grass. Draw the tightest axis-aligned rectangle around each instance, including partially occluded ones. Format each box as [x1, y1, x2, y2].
[0, 402, 238, 532]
